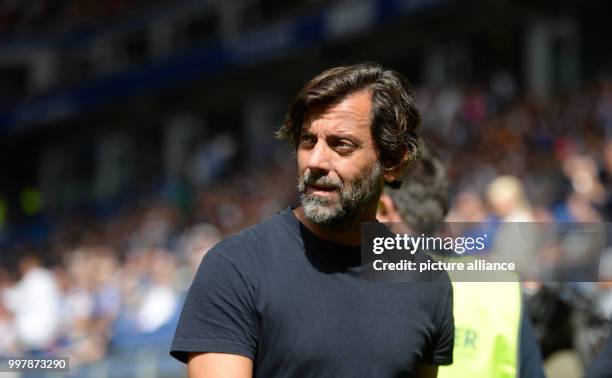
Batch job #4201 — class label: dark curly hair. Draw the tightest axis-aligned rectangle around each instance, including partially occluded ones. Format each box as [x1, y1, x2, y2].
[276, 62, 422, 188]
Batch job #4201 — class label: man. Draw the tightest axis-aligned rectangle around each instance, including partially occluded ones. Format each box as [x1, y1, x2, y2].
[377, 146, 545, 378]
[171, 63, 454, 377]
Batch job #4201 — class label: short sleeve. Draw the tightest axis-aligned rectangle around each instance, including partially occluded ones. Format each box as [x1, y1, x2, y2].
[425, 279, 454, 365]
[170, 248, 258, 363]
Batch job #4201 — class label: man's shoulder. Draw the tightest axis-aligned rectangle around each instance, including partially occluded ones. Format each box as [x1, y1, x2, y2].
[209, 207, 297, 261]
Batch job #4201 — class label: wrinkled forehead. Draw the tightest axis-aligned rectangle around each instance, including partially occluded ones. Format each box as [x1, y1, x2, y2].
[301, 90, 373, 135]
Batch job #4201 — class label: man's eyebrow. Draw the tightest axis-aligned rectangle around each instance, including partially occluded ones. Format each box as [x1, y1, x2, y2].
[299, 125, 365, 142]
[329, 130, 363, 142]
[329, 134, 361, 143]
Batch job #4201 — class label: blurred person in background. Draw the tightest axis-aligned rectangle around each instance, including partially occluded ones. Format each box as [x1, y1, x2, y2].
[136, 248, 179, 333]
[54, 246, 120, 366]
[486, 175, 541, 278]
[486, 175, 534, 223]
[112, 246, 179, 343]
[171, 62, 454, 377]
[377, 145, 545, 378]
[176, 222, 222, 286]
[2, 253, 61, 355]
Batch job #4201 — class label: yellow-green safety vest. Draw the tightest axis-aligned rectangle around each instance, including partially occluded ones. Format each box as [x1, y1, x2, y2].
[438, 280, 522, 378]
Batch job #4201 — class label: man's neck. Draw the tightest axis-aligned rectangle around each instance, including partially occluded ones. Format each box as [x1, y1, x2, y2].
[293, 203, 378, 246]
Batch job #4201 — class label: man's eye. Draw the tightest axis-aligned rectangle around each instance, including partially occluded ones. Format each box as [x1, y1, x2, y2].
[335, 141, 356, 152]
[300, 135, 316, 147]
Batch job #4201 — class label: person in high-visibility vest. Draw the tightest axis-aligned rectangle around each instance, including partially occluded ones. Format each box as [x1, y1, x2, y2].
[377, 145, 545, 378]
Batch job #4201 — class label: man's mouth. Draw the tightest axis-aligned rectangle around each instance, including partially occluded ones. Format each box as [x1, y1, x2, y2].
[306, 184, 338, 195]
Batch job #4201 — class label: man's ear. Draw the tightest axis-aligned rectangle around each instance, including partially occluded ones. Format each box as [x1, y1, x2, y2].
[383, 153, 411, 186]
[377, 193, 400, 222]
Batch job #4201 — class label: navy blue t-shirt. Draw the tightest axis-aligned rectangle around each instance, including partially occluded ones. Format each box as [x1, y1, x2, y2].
[171, 208, 454, 377]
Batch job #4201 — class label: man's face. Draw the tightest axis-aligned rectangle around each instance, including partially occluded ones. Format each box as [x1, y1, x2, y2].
[297, 90, 384, 227]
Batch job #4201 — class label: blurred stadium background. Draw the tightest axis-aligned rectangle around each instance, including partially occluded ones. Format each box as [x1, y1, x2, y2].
[0, 0, 611, 377]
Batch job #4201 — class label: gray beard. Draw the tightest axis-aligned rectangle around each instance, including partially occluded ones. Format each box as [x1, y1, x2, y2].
[298, 161, 383, 228]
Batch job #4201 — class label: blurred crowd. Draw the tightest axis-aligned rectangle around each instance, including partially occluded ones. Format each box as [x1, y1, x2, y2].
[0, 0, 170, 40]
[1, 73, 612, 367]
[419, 73, 612, 224]
[0, 155, 297, 366]
[0, 0, 324, 41]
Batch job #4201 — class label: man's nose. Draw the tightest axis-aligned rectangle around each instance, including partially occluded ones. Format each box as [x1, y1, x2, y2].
[306, 140, 332, 173]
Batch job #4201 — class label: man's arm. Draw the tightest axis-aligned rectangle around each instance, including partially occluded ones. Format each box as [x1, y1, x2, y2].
[415, 363, 438, 378]
[170, 247, 258, 366]
[188, 352, 253, 378]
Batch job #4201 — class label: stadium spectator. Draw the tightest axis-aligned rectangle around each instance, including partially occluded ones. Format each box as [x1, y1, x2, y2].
[3, 254, 61, 354]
